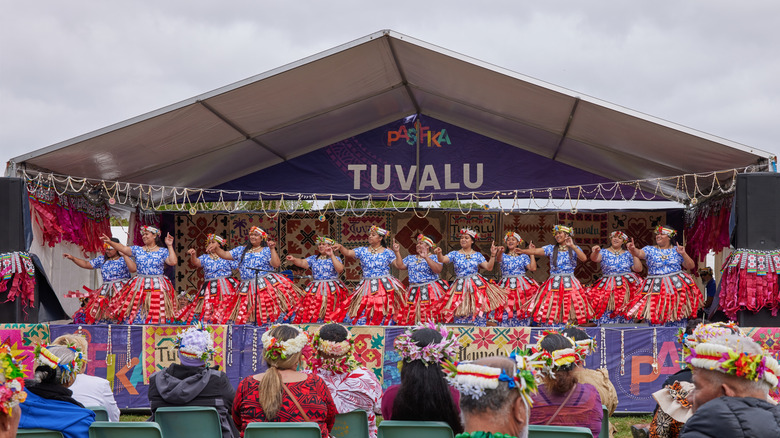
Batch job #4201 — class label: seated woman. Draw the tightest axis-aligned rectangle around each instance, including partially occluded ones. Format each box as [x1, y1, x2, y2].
[309, 323, 382, 438]
[381, 323, 463, 435]
[233, 324, 337, 438]
[19, 345, 95, 438]
[529, 332, 603, 438]
[51, 334, 120, 422]
[148, 324, 237, 438]
[0, 342, 27, 438]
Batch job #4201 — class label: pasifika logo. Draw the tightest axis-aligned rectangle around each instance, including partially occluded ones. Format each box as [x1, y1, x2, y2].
[387, 120, 451, 148]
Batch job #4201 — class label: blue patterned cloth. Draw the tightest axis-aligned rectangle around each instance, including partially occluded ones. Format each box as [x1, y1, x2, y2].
[130, 246, 169, 275]
[500, 253, 531, 276]
[89, 255, 131, 282]
[230, 246, 274, 280]
[644, 246, 683, 275]
[305, 255, 342, 280]
[403, 255, 441, 284]
[446, 251, 486, 277]
[354, 247, 394, 277]
[198, 254, 237, 279]
[542, 244, 581, 274]
[600, 250, 634, 275]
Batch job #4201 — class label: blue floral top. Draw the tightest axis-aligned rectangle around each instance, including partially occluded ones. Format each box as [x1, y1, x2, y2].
[230, 246, 274, 281]
[543, 244, 581, 275]
[354, 247, 395, 277]
[305, 255, 342, 280]
[446, 251, 487, 277]
[403, 255, 441, 284]
[198, 254, 238, 279]
[644, 246, 683, 275]
[600, 250, 634, 275]
[89, 256, 131, 282]
[130, 246, 169, 275]
[500, 254, 531, 277]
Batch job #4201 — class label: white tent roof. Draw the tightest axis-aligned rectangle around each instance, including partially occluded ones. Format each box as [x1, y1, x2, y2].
[8, 30, 773, 201]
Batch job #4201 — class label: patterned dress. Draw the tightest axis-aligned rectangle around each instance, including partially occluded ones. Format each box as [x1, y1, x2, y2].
[293, 255, 350, 324]
[232, 374, 337, 438]
[620, 246, 700, 324]
[225, 246, 304, 325]
[437, 251, 508, 325]
[492, 253, 539, 325]
[395, 255, 448, 325]
[316, 368, 382, 438]
[110, 246, 176, 324]
[177, 255, 239, 324]
[526, 245, 594, 325]
[82, 255, 132, 323]
[588, 249, 642, 324]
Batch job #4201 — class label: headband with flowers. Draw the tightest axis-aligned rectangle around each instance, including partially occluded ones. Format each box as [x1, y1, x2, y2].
[0, 343, 26, 416]
[531, 330, 587, 370]
[316, 236, 336, 245]
[370, 225, 389, 236]
[610, 231, 629, 242]
[207, 234, 225, 246]
[686, 340, 780, 388]
[504, 232, 523, 244]
[177, 322, 216, 363]
[249, 227, 267, 239]
[103, 242, 113, 250]
[141, 225, 160, 235]
[677, 322, 743, 358]
[34, 344, 85, 381]
[460, 228, 479, 239]
[394, 322, 459, 366]
[553, 225, 574, 235]
[417, 234, 435, 248]
[261, 324, 309, 361]
[655, 225, 677, 238]
[310, 329, 358, 374]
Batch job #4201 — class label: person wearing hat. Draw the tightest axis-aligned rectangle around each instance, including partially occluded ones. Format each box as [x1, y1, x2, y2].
[0, 341, 27, 438]
[287, 236, 349, 323]
[392, 234, 448, 325]
[178, 234, 239, 324]
[148, 324, 237, 438]
[588, 231, 643, 324]
[492, 231, 539, 326]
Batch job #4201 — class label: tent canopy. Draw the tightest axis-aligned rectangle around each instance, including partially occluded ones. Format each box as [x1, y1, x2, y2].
[8, 30, 773, 202]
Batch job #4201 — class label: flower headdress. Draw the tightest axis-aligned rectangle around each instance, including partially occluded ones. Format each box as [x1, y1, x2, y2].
[207, 234, 225, 246]
[141, 225, 160, 235]
[0, 343, 26, 415]
[654, 225, 677, 238]
[460, 228, 479, 239]
[417, 234, 435, 248]
[177, 322, 216, 363]
[369, 225, 389, 236]
[249, 227, 267, 239]
[610, 231, 629, 242]
[394, 322, 459, 366]
[261, 324, 309, 361]
[34, 344, 85, 382]
[310, 328, 358, 374]
[553, 225, 574, 235]
[504, 232, 523, 244]
[316, 236, 336, 245]
[686, 340, 780, 388]
[677, 322, 743, 358]
[531, 330, 587, 370]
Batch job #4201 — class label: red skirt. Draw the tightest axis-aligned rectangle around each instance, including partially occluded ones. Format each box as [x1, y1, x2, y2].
[292, 279, 350, 324]
[110, 275, 177, 324]
[227, 274, 305, 325]
[395, 279, 448, 325]
[526, 274, 593, 325]
[587, 272, 642, 318]
[621, 271, 701, 324]
[496, 275, 540, 320]
[177, 276, 239, 324]
[83, 279, 129, 323]
[438, 274, 508, 323]
[330, 276, 406, 325]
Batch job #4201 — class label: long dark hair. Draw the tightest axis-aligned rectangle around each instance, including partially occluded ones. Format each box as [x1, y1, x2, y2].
[551, 242, 574, 270]
[391, 329, 463, 434]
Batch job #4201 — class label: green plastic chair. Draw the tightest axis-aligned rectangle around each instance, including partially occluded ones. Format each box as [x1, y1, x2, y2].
[244, 422, 322, 438]
[378, 420, 454, 438]
[88, 422, 163, 438]
[332, 410, 369, 438]
[528, 424, 594, 437]
[17, 429, 64, 438]
[155, 406, 223, 438]
[598, 405, 609, 438]
[85, 406, 109, 422]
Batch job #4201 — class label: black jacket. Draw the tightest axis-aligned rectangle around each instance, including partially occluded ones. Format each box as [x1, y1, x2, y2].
[681, 396, 780, 438]
[148, 364, 238, 438]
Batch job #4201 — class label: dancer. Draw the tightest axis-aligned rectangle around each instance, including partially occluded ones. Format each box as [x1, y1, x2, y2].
[208, 226, 303, 325]
[434, 228, 507, 325]
[287, 236, 349, 324]
[177, 234, 239, 324]
[393, 234, 447, 325]
[523, 225, 593, 325]
[621, 225, 700, 325]
[330, 225, 406, 325]
[63, 237, 136, 323]
[588, 231, 643, 324]
[105, 226, 178, 324]
[492, 231, 539, 326]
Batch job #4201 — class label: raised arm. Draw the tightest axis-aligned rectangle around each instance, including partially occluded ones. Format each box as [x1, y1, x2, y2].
[527, 250, 537, 272]
[677, 244, 696, 270]
[631, 255, 643, 273]
[590, 245, 602, 263]
[123, 254, 137, 273]
[566, 236, 587, 262]
[63, 253, 94, 270]
[326, 246, 344, 274]
[520, 242, 545, 257]
[420, 246, 443, 274]
[268, 240, 281, 268]
[335, 243, 356, 260]
[392, 239, 407, 270]
[187, 248, 202, 268]
[101, 234, 133, 257]
[478, 241, 498, 271]
[433, 246, 450, 264]
[627, 238, 646, 259]
[164, 233, 177, 266]
[285, 254, 310, 270]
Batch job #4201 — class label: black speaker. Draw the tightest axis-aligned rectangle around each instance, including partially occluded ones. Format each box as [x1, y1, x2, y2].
[738, 308, 780, 328]
[734, 172, 780, 250]
[0, 178, 26, 252]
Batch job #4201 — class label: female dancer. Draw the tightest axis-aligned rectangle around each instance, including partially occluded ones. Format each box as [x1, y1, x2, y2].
[287, 236, 349, 324]
[434, 228, 507, 325]
[104, 226, 178, 324]
[588, 231, 643, 324]
[523, 225, 593, 325]
[621, 226, 699, 325]
[208, 226, 303, 325]
[330, 225, 406, 325]
[177, 234, 239, 324]
[392, 234, 447, 325]
[63, 237, 136, 323]
[491, 231, 539, 326]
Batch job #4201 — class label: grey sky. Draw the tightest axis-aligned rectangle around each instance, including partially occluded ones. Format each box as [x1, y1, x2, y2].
[2, 1, 778, 173]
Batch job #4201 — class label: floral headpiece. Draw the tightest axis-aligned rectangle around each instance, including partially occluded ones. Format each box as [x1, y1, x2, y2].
[417, 234, 435, 248]
[686, 340, 780, 388]
[531, 330, 587, 370]
[655, 225, 677, 238]
[504, 232, 523, 244]
[34, 344, 85, 382]
[207, 234, 225, 246]
[249, 227, 267, 239]
[574, 338, 597, 356]
[0, 343, 26, 415]
[261, 324, 309, 361]
[310, 329, 358, 374]
[103, 242, 113, 250]
[610, 231, 629, 242]
[460, 228, 479, 239]
[394, 322, 459, 366]
[370, 225, 389, 236]
[677, 322, 743, 358]
[316, 236, 336, 245]
[177, 323, 216, 362]
[553, 225, 574, 235]
[141, 225, 160, 235]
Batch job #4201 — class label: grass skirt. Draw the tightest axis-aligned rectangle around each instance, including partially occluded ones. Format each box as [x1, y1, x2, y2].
[587, 272, 642, 318]
[438, 274, 508, 323]
[620, 271, 701, 324]
[226, 274, 305, 325]
[494, 275, 539, 321]
[110, 275, 177, 324]
[395, 279, 448, 325]
[83, 279, 129, 323]
[526, 274, 594, 324]
[177, 276, 239, 324]
[292, 279, 350, 323]
[330, 276, 406, 325]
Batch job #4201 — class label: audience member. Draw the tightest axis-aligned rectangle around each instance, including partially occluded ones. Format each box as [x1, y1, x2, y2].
[381, 323, 463, 434]
[232, 324, 336, 438]
[148, 324, 237, 438]
[0, 343, 27, 438]
[52, 334, 120, 422]
[310, 323, 382, 438]
[19, 344, 95, 438]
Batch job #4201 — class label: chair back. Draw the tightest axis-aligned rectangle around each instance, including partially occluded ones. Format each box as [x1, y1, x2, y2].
[377, 420, 454, 438]
[86, 406, 109, 422]
[528, 424, 594, 437]
[88, 422, 163, 438]
[244, 422, 322, 438]
[17, 429, 64, 438]
[332, 410, 369, 438]
[155, 406, 223, 438]
[598, 405, 609, 438]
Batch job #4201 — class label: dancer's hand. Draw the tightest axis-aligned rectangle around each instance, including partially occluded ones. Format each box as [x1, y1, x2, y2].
[675, 243, 686, 255]
[490, 241, 498, 256]
[627, 238, 636, 252]
[392, 239, 400, 252]
[433, 247, 443, 256]
[268, 240, 276, 249]
[591, 245, 601, 253]
[285, 255, 294, 261]
[164, 233, 174, 247]
[63, 253, 75, 260]
[187, 248, 196, 256]
[564, 236, 575, 248]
